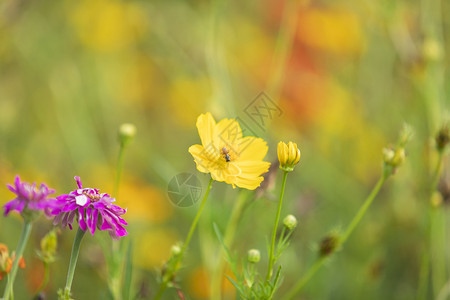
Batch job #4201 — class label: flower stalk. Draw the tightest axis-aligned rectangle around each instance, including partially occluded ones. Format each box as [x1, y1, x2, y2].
[210, 190, 250, 300]
[417, 139, 447, 300]
[281, 169, 390, 300]
[63, 227, 86, 300]
[2, 221, 32, 300]
[266, 170, 288, 281]
[154, 178, 214, 300]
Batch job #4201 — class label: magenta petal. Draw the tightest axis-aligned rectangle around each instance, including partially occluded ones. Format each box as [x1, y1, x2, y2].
[91, 209, 99, 235]
[62, 212, 70, 227]
[78, 207, 87, 231]
[53, 213, 63, 226]
[14, 176, 21, 188]
[6, 184, 17, 194]
[51, 176, 127, 240]
[68, 210, 76, 225]
[74, 176, 83, 189]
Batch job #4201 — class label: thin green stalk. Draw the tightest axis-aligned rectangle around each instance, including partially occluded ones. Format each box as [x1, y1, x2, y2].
[3, 221, 32, 300]
[154, 178, 214, 300]
[114, 143, 126, 198]
[282, 171, 389, 300]
[63, 227, 86, 300]
[266, 171, 288, 281]
[35, 262, 50, 297]
[417, 248, 431, 300]
[417, 151, 444, 300]
[109, 140, 130, 300]
[340, 174, 387, 244]
[210, 190, 250, 300]
[282, 257, 327, 300]
[417, 151, 445, 300]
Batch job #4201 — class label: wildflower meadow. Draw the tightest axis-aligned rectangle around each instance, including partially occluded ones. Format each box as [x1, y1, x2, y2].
[0, 0, 449, 299]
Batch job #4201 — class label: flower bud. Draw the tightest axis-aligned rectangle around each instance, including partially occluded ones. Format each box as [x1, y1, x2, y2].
[119, 123, 137, 147]
[277, 141, 301, 172]
[435, 124, 449, 152]
[170, 244, 182, 256]
[383, 147, 406, 170]
[283, 214, 298, 230]
[39, 229, 58, 263]
[319, 234, 339, 257]
[382, 148, 395, 163]
[423, 38, 443, 62]
[247, 249, 261, 263]
[431, 192, 443, 208]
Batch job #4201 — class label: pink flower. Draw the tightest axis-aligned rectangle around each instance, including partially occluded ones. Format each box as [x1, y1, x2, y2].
[3, 176, 56, 217]
[51, 176, 127, 240]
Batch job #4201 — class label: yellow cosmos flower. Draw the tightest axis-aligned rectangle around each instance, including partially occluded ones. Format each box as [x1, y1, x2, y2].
[277, 141, 301, 172]
[188, 113, 270, 190]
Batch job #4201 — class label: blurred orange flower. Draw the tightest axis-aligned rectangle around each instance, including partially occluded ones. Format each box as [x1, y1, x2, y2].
[0, 244, 25, 280]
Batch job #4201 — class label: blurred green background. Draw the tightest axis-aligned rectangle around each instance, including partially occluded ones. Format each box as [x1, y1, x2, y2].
[0, 0, 449, 299]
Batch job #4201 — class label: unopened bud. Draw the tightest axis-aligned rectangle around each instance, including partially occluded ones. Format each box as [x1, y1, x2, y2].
[382, 148, 395, 162]
[319, 234, 339, 257]
[431, 192, 442, 208]
[39, 229, 58, 263]
[423, 38, 443, 62]
[435, 124, 449, 152]
[277, 141, 301, 172]
[119, 123, 137, 147]
[283, 215, 298, 230]
[171, 244, 182, 256]
[247, 249, 261, 263]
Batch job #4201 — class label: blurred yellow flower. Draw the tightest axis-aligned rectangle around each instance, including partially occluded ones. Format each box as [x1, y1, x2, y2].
[169, 77, 211, 126]
[134, 229, 178, 269]
[297, 8, 364, 55]
[188, 113, 270, 190]
[70, 0, 148, 52]
[277, 141, 301, 172]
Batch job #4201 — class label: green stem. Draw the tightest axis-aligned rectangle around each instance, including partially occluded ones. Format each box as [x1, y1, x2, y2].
[282, 171, 389, 300]
[35, 262, 50, 297]
[154, 178, 214, 300]
[3, 221, 32, 300]
[210, 190, 250, 300]
[109, 142, 129, 300]
[266, 171, 289, 281]
[114, 143, 126, 198]
[340, 174, 388, 245]
[417, 150, 445, 300]
[282, 257, 327, 300]
[63, 227, 86, 299]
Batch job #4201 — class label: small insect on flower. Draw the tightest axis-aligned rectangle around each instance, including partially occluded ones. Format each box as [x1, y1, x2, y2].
[221, 147, 231, 162]
[189, 113, 270, 190]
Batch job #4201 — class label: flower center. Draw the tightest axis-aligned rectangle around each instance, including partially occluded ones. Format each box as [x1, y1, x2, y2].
[220, 145, 239, 163]
[83, 191, 102, 201]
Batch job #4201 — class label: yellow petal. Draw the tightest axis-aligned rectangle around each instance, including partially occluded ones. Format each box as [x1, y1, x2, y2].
[288, 142, 297, 164]
[294, 148, 301, 165]
[196, 113, 216, 150]
[277, 142, 285, 165]
[214, 118, 243, 148]
[234, 176, 264, 190]
[234, 161, 270, 177]
[188, 145, 212, 174]
[239, 137, 268, 161]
